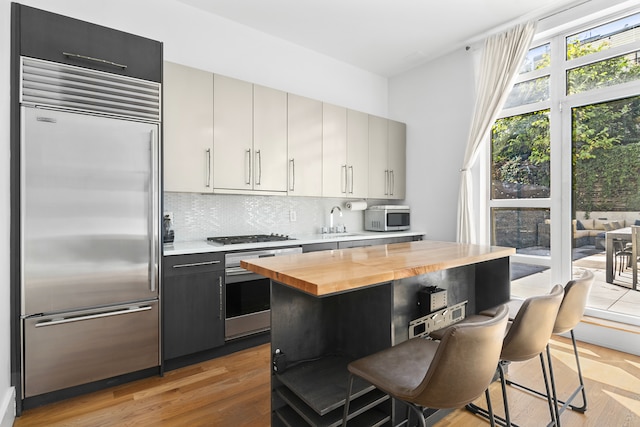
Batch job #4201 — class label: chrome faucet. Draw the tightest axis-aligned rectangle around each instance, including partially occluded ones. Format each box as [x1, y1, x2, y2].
[329, 206, 343, 232]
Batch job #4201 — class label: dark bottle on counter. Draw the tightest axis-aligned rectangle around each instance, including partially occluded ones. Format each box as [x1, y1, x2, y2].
[163, 214, 175, 243]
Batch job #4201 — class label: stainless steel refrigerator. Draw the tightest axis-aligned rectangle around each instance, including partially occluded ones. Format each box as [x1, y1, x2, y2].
[20, 58, 161, 398]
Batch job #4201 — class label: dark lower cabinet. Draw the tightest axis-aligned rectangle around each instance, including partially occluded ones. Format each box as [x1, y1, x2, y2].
[337, 235, 421, 249]
[301, 242, 338, 253]
[302, 235, 422, 253]
[163, 253, 225, 360]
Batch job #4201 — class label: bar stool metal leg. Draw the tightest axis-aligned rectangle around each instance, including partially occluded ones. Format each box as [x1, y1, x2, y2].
[568, 330, 588, 412]
[342, 374, 354, 427]
[507, 331, 588, 419]
[485, 388, 497, 427]
[545, 344, 561, 426]
[498, 362, 513, 427]
[467, 363, 516, 427]
[539, 352, 558, 427]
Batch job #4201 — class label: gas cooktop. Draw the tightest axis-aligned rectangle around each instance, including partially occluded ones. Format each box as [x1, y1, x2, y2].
[207, 234, 294, 245]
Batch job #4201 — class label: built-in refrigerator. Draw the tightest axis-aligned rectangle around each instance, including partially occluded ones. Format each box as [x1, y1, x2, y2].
[19, 57, 161, 398]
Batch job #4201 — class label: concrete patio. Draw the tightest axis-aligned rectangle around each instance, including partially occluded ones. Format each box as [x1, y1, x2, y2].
[512, 249, 639, 317]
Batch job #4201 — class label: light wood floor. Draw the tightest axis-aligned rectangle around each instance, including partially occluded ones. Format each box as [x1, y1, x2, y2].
[14, 336, 640, 426]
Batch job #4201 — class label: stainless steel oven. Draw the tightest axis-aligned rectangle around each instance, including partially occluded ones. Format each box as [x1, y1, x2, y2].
[224, 247, 302, 340]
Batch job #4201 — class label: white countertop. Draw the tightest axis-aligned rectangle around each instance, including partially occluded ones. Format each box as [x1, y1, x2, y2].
[163, 230, 425, 256]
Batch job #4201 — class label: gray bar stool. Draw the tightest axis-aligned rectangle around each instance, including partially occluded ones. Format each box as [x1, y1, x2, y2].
[507, 270, 593, 424]
[430, 284, 564, 427]
[341, 304, 510, 427]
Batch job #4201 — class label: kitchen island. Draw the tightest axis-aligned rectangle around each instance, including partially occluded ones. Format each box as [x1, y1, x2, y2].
[241, 240, 515, 426]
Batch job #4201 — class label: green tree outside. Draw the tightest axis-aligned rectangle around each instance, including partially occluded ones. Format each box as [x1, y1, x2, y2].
[492, 38, 640, 215]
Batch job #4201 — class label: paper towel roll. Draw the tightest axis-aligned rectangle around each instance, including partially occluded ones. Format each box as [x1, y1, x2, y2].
[345, 200, 367, 211]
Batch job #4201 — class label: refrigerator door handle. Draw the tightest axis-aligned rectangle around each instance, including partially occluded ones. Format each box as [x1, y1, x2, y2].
[34, 306, 153, 327]
[150, 129, 159, 293]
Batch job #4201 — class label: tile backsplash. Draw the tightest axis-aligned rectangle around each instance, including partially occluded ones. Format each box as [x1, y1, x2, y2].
[164, 192, 381, 242]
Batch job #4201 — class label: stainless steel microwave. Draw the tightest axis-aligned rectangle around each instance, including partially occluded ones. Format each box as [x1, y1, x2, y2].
[364, 205, 410, 231]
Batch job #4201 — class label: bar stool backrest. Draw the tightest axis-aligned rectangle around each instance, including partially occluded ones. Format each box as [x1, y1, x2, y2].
[554, 270, 594, 334]
[412, 304, 509, 409]
[501, 284, 564, 362]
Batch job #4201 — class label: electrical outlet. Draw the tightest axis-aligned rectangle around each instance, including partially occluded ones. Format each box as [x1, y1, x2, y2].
[289, 210, 297, 222]
[164, 211, 173, 222]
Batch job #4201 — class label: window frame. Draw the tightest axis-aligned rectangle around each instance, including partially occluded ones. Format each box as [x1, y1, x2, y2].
[484, 6, 640, 326]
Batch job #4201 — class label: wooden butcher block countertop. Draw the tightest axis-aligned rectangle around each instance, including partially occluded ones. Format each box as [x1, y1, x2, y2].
[241, 240, 515, 296]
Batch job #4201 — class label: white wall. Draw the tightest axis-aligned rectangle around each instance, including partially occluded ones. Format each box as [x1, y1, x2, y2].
[389, 49, 476, 242]
[15, 0, 390, 116]
[0, 0, 12, 423]
[0, 0, 392, 421]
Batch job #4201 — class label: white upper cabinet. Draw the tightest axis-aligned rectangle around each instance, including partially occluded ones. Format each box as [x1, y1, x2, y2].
[322, 104, 368, 198]
[368, 115, 406, 199]
[213, 76, 288, 194]
[163, 62, 214, 193]
[288, 94, 323, 197]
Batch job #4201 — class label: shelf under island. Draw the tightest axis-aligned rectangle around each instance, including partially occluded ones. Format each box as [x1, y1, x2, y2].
[241, 240, 515, 426]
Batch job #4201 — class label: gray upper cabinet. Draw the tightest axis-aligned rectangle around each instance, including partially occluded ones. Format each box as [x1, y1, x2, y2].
[212, 78, 287, 194]
[347, 110, 370, 198]
[213, 75, 254, 192]
[322, 105, 368, 198]
[288, 94, 323, 197]
[368, 115, 406, 199]
[162, 61, 405, 199]
[252, 85, 288, 193]
[163, 62, 214, 193]
[388, 119, 407, 199]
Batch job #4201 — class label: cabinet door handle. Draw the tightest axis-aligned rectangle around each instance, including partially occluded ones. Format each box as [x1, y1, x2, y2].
[245, 149, 252, 185]
[205, 148, 212, 188]
[172, 260, 221, 268]
[35, 306, 152, 327]
[384, 170, 389, 195]
[289, 159, 295, 191]
[348, 166, 354, 194]
[341, 165, 347, 194]
[390, 170, 395, 196]
[62, 52, 127, 69]
[149, 129, 159, 293]
[255, 150, 262, 185]
[218, 276, 224, 320]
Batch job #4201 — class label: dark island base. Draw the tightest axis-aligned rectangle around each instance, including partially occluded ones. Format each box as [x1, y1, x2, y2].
[270, 257, 510, 426]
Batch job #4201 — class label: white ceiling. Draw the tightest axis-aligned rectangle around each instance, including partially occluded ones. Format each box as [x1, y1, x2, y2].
[176, 0, 584, 77]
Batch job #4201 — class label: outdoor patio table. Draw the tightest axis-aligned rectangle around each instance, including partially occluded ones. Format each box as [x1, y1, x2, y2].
[605, 227, 633, 284]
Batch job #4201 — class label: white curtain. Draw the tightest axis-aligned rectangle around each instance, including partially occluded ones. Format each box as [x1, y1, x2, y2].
[457, 21, 537, 244]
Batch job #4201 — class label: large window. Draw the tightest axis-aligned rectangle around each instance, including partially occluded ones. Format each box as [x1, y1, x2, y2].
[491, 111, 550, 200]
[489, 40, 553, 260]
[488, 8, 640, 324]
[573, 95, 640, 214]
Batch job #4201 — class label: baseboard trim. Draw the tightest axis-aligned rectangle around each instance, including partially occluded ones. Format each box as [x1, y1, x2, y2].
[581, 315, 640, 334]
[1, 387, 15, 427]
[573, 319, 640, 356]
